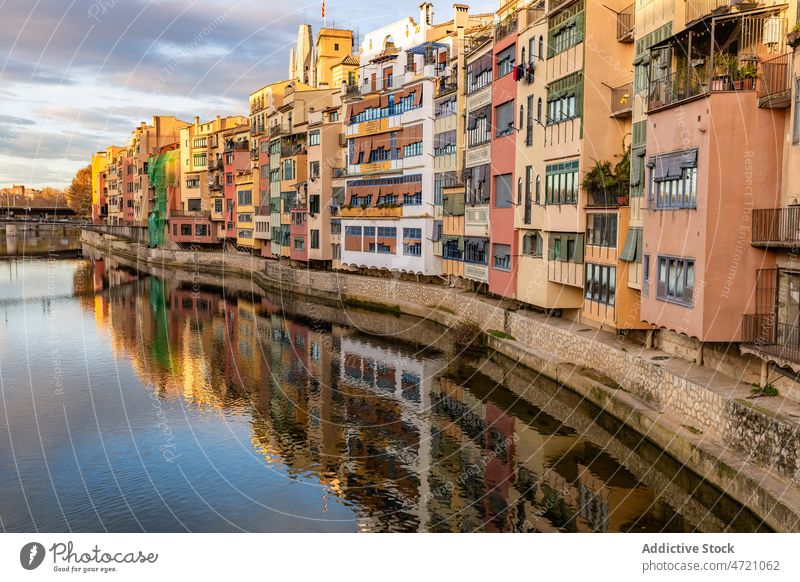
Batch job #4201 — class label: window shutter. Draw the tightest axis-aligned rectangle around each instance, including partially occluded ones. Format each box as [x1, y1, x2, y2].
[574, 234, 585, 263]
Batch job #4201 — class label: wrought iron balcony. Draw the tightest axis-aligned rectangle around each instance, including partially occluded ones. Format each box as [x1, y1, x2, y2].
[610, 82, 633, 117]
[751, 207, 800, 249]
[758, 52, 792, 109]
[741, 313, 800, 367]
[616, 4, 634, 42]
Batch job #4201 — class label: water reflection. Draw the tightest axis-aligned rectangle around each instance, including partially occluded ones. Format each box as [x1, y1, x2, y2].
[0, 240, 770, 532]
[0, 225, 81, 257]
[68, 251, 767, 532]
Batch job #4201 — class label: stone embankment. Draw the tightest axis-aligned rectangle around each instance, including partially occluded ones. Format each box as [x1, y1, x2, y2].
[82, 231, 800, 531]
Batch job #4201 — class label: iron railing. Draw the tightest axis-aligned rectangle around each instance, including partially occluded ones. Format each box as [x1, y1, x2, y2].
[752, 207, 800, 247]
[616, 4, 634, 42]
[495, 12, 517, 42]
[685, 0, 728, 24]
[610, 82, 633, 116]
[741, 313, 800, 365]
[648, 68, 708, 111]
[759, 52, 792, 107]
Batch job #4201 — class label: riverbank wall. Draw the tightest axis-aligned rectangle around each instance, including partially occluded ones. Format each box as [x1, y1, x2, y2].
[81, 231, 800, 531]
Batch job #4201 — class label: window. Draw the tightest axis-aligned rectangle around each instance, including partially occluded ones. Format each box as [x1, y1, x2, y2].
[648, 149, 698, 209]
[226, 172, 233, 185]
[192, 137, 207, 148]
[192, 153, 207, 167]
[548, 4, 584, 58]
[546, 71, 583, 124]
[434, 172, 457, 205]
[180, 224, 192, 236]
[436, 97, 457, 118]
[494, 173, 513, 208]
[329, 111, 339, 122]
[495, 100, 515, 137]
[657, 256, 695, 305]
[310, 229, 320, 249]
[403, 192, 422, 205]
[309, 195, 320, 214]
[237, 189, 252, 206]
[309, 130, 320, 146]
[496, 45, 516, 79]
[331, 221, 341, 235]
[642, 254, 650, 296]
[294, 236, 305, 250]
[214, 199, 223, 213]
[186, 177, 200, 188]
[524, 166, 533, 224]
[187, 199, 201, 212]
[195, 224, 209, 237]
[522, 231, 543, 257]
[238, 213, 253, 223]
[238, 229, 253, 239]
[309, 161, 320, 180]
[586, 213, 618, 247]
[464, 238, 488, 264]
[465, 164, 490, 205]
[467, 53, 492, 94]
[545, 160, 579, 205]
[282, 159, 294, 181]
[403, 142, 423, 157]
[548, 232, 583, 263]
[402, 228, 422, 256]
[467, 104, 491, 146]
[584, 263, 616, 306]
[226, 152, 234, 164]
[443, 237, 463, 260]
[492, 243, 511, 271]
[525, 95, 534, 146]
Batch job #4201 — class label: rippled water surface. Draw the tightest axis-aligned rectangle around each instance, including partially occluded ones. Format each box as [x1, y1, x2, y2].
[0, 236, 769, 532]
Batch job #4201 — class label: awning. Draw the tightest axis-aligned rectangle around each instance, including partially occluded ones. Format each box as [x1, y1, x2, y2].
[406, 41, 448, 55]
[648, 149, 697, 181]
[619, 227, 643, 262]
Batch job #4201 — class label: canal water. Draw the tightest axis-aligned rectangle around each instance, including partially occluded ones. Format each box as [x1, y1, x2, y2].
[0, 232, 769, 532]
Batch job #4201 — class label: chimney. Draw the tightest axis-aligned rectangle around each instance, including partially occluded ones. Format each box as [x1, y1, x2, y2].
[419, 2, 433, 28]
[453, 4, 469, 30]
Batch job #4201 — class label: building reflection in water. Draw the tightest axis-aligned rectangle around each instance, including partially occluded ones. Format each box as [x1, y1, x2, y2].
[78, 254, 768, 533]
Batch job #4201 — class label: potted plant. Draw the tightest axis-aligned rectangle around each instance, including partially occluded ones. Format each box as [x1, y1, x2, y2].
[789, 23, 800, 48]
[711, 51, 736, 91]
[735, 62, 758, 90]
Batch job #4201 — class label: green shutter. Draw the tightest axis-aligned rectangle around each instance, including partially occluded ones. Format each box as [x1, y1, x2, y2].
[573, 233, 584, 263]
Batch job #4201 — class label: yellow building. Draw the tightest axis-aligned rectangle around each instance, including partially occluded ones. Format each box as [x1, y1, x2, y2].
[90, 150, 109, 223]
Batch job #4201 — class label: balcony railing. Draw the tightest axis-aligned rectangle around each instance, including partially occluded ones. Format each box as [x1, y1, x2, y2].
[610, 82, 633, 117]
[250, 148, 259, 161]
[647, 64, 757, 112]
[759, 52, 792, 109]
[435, 74, 458, 97]
[751, 207, 800, 248]
[585, 188, 626, 208]
[686, 0, 729, 23]
[741, 313, 800, 366]
[170, 209, 211, 219]
[616, 4, 634, 42]
[207, 157, 224, 171]
[269, 123, 290, 138]
[495, 12, 517, 42]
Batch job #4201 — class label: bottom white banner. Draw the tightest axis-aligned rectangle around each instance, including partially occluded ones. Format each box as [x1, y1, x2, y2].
[0, 533, 797, 581]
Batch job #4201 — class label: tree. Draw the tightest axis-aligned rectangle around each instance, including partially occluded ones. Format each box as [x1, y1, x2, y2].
[66, 164, 92, 215]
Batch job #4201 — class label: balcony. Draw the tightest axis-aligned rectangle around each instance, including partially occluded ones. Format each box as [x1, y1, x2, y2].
[435, 74, 458, 97]
[751, 207, 800, 249]
[250, 148, 259, 161]
[495, 12, 516, 42]
[208, 179, 223, 192]
[207, 157, 224, 171]
[585, 185, 627, 208]
[758, 52, 792, 109]
[224, 138, 249, 152]
[616, 4, 634, 42]
[610, 82, 633, 117]
[741, 313, 800, 369]
[170, 209, 211, 219]
[269, 123, 290, 138]
[281, 144, 306, 158]
[647, 66, 758, 112]
[339, 205, 403, 218]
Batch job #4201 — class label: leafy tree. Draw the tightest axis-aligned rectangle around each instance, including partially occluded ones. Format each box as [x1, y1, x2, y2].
[66, 164, 92, 215]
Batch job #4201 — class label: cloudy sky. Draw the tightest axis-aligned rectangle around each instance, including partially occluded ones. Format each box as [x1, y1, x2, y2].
[0, 0, 495, 188]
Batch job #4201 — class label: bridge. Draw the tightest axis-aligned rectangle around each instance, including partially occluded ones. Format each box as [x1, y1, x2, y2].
[1, 217, 147, 242]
